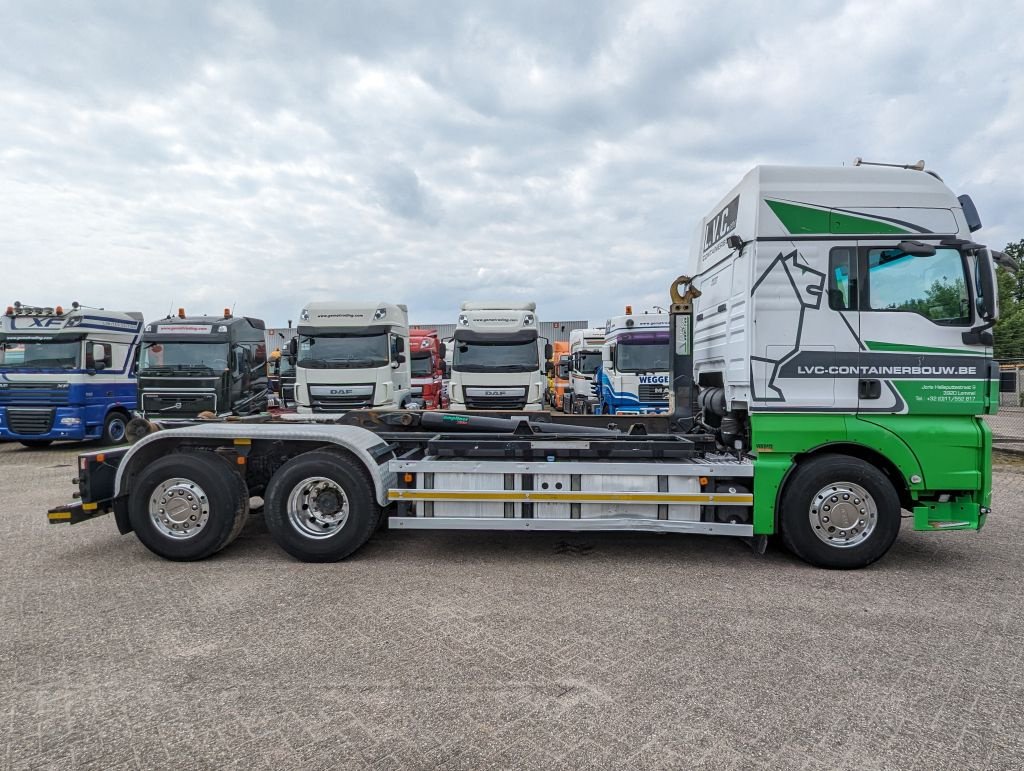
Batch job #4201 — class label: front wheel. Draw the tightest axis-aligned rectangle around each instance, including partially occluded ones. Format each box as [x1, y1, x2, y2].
[101, 411, 129, 445]
[780, 454, 901, 569]
[263, 451, 381, 562]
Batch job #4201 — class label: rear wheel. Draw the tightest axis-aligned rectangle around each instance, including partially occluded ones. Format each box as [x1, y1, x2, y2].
[128, 452, 249, 561]
[780, 454, 901, 569]
[264, 451, 380, 562]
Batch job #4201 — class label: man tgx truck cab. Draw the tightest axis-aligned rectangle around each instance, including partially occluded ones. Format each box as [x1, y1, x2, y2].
[686, 161, 1003, 567]
[292, 302, 411, 413]
[0, 302, 142, 446]
[448, 301, 551, 411]
[137, 310, 268, 421]
[596, 309, 671, 414]
[408, 328, 447, 410]
[565, 327, 604, 414]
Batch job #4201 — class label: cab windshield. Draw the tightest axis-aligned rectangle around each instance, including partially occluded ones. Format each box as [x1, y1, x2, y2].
[411, 352, 433, 377]
[140, 342, 229, 371]
[453, 339, 539, 372]
[576, 351, 602, 375]
[0, 340, 79, 370]
[297, 333, 389, 369]
[615, 341, 669, 373]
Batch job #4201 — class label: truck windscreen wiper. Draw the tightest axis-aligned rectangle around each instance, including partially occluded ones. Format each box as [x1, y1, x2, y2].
[324, 358, 386, 368]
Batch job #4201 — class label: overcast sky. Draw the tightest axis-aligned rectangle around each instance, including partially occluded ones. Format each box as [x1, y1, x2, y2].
[1, 0, 1021, 327]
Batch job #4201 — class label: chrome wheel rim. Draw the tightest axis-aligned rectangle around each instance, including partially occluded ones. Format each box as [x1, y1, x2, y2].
[149, 477, 210, 539]
[808, 481, 877, 548]
[286, 476, 349, 539]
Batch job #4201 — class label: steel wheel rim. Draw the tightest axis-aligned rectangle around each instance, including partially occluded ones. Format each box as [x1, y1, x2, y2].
[286, 476, 350, 539]
[149, 477, 210, 539]
[808, 481, 877, 548]
[108, 417, 126, 442]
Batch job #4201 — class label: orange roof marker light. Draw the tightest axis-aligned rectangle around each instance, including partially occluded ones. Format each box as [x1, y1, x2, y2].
[178, 308, 186, 319]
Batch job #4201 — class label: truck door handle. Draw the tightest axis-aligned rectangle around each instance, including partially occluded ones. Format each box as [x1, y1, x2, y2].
[859, 379, 881, 400]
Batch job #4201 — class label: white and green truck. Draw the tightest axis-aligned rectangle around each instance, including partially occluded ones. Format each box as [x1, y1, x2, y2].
[48, 163, 1005, 569]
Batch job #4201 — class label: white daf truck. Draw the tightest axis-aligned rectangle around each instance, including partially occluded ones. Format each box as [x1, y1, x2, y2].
[565, 326, 605, 414]
[291, 302, 411, 413]
[447, 301, 551, 411]
[49, 162, 1006, 571]
[596, 310, 671, 414]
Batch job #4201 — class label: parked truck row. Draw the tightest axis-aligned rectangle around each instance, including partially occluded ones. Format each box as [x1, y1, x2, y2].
[44, 162, 1013, 569]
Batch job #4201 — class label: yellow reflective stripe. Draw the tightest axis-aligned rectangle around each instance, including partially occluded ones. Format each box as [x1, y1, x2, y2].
[81, 502, 98, 511]
[388, 490, 752, 505]
[48, 511, 72, 521]
[233, 438, 252, 446]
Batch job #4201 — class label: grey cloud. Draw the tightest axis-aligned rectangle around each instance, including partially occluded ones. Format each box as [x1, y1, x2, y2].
[371, 164, 441, 224]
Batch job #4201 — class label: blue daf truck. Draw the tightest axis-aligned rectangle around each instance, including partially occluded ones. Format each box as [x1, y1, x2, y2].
[0, 302, 143, 446]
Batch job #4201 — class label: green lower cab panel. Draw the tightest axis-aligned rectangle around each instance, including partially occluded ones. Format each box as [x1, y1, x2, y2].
[750, 412, 990, 536]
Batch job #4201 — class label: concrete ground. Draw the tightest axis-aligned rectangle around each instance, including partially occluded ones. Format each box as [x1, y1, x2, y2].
[1, 442, 1023, 771]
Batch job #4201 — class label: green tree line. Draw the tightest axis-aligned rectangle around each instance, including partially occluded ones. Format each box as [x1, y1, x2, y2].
[996, 239, 1024, 361]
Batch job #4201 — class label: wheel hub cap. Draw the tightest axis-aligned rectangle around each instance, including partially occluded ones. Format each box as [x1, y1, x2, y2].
[287, 476, 350, 539]
[149, 478, 210, 539]
[808, 481, 877, 548]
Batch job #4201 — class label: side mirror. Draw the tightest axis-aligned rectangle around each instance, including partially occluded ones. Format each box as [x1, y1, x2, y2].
[1000, 370, 1017, 394]
[896, 240, 937, 257]
[545, 361, 554, 376]
[396, 353, 406, 365]
[438, 342, 447, 358]
[978, 248, 998, 321]
[288, 337, 298, 356]
[396, 336, 406, 354]
[88, 343, 108, 371]
[544, 343, 553, 360]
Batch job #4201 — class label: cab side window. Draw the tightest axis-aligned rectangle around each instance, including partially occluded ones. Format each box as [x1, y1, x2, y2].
[864, 247, 971, 326]
[828, 247, 856, 310]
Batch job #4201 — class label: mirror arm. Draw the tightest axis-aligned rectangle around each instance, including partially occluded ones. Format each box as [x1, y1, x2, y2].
[962, 320, 995, 346]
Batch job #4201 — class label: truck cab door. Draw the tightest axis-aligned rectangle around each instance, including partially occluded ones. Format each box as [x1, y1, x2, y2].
[854, 242, 988, 415]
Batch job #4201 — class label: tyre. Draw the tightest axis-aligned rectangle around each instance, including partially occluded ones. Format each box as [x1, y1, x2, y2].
[780, 454, 901, 569]
[263, 450, 381, 562]
[19, 440, 53, 448]
[128, 451, 249, 561]
[101, 411, 129, 445]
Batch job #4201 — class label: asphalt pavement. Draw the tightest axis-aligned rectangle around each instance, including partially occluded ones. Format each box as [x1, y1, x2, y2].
[2, 441, 1023, 770]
